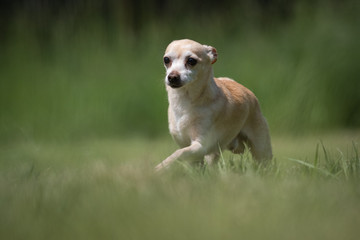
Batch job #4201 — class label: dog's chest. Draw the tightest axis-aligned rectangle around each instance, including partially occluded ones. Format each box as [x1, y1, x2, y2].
[168, 100, 202, 146]
[169, 107, 191, 144]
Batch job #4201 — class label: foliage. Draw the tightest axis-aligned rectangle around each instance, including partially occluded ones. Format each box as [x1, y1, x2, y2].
[0, 1, 359, 141]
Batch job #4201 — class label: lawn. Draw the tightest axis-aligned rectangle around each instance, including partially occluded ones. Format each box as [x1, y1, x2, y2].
[0, 131, 359, 240]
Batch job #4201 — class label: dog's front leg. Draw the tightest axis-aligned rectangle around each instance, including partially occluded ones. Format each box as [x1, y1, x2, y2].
[155, 141, 205, 171]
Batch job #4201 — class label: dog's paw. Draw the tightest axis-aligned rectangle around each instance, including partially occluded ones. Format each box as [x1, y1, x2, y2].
[155, 162, 166, 172]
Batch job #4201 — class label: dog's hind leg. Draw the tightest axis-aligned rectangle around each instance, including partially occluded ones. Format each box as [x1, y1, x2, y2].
[245, 116, 273, 161]
[228, 132, 248, 154]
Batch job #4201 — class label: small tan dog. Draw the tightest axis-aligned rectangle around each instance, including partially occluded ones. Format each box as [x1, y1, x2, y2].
[155, 39, 272, 171]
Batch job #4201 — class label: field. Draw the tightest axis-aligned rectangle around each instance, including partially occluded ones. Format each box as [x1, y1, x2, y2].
[0, 131, 359, 240]
[1, 1, 360, 239]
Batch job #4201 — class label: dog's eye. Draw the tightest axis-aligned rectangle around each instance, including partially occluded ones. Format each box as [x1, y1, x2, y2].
[187, 58, 197, 66]
[164, 57, 171, 65]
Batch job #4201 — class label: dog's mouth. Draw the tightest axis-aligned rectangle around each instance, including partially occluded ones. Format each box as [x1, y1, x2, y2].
[169, 83, 183, 88]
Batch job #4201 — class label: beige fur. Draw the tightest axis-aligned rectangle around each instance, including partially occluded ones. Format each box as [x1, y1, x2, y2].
[155, 39, 272, 171]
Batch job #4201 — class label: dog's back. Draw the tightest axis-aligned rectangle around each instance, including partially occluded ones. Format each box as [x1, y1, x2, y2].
[214, 77, 272, 160]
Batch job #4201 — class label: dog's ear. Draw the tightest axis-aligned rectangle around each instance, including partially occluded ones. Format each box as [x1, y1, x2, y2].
[204, 45, 218, 64]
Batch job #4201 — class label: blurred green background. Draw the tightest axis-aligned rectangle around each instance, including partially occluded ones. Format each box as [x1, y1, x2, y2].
[0, 0, 359, 142]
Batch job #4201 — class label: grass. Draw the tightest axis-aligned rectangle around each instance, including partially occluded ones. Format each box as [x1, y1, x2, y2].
[1, 2, 359, 140]
[1, 2, 360, 239]
[1, 132, 360, 240]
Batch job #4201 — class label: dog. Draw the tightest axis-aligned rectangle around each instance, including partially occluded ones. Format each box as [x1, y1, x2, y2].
[155, 39, 272, 171]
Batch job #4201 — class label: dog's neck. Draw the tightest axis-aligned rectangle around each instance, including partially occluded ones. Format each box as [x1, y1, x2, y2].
[167, 71, 219, 107]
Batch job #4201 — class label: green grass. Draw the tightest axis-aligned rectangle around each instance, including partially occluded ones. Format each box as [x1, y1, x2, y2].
[1, 132, 359, 240]
[1, 2, 360, 239]
[1, 2, 359, 140]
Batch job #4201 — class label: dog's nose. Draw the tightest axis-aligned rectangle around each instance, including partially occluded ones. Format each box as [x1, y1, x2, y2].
[167, 72, 182, 88]
[168, 73, 180, 83]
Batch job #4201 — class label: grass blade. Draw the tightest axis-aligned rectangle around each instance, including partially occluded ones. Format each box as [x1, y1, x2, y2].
[314, 142, 319, 168]
[288, 158, 337, 178]
[320, 140, 330, 165]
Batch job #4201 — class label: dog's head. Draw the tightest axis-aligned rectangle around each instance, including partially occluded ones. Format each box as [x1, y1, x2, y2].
[163, 39, 217, 89]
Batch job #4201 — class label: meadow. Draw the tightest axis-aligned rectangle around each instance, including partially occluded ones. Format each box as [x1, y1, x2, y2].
[1, 1, 360, 239]
[0, 132, 359, 240]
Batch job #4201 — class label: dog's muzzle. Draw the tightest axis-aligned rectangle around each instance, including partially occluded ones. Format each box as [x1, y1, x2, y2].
[167, 72, 183, 88]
